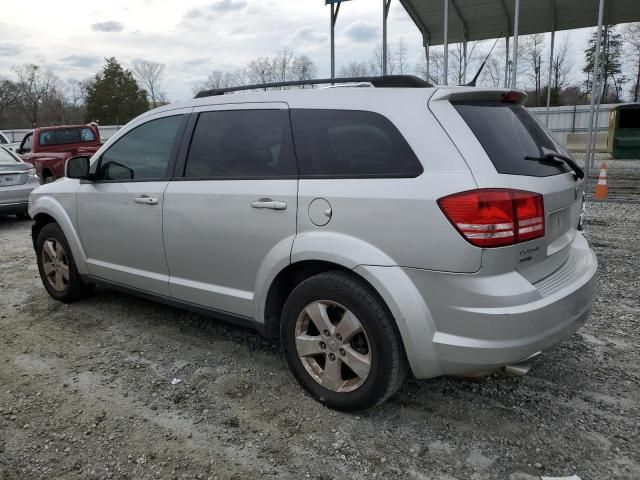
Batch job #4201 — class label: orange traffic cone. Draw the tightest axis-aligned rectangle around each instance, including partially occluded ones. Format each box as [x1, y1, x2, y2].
[594, 162, 608, 200]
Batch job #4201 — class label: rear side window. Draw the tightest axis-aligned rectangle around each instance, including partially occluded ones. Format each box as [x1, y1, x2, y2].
[291, 109, 423, 178]
[184, 110, 298, 179]
[454, 102, 571, 177]
[39, 127, 96, 146]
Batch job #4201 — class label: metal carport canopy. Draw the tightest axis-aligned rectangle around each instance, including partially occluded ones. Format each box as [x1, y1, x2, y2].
[399, 0, 640, 45]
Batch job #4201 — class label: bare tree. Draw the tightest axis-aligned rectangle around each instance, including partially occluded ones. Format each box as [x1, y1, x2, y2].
[521, 34, 545, 105]
[272, 48, 295, 85]
[369, 43, 395, 76]
[0, 77, 19, 117]
[13, 64, 59, 127]
[449, 41, 483, 85]
[549, 35, 573, 105]
[415, 48, 445, 84]
[624, 23, 640, 102]
[247, 57, 275, 88]
[394, 37, 410, 75]
[338, 61, 372, 77]
[132, 59, 167, 105]
[291, 55, 317, 84]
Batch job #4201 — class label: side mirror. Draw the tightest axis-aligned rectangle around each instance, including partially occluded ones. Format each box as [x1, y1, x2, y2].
[66, 156, 91, 179]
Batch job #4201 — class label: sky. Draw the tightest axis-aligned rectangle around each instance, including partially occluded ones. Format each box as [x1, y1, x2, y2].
[0, 0, 600, 101]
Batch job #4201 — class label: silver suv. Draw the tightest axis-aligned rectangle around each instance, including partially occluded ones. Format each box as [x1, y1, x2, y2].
[29, 76, 597, 411]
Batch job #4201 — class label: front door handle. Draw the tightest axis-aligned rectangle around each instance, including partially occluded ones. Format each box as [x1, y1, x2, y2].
[251, 198, 287, 210]
[134, 195, 159, 205]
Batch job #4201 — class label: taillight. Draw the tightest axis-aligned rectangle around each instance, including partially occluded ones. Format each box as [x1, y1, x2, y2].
[437, 189, 545, 248]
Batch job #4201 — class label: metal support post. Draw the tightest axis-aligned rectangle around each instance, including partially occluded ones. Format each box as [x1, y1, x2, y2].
[330, 2, 341, 79]
[504, 36, 510, 87]
[545, 29, 556, 126]
[443, 0, 449, 85]
[383, 0, 391, 75]
[585, 0, 605, 182]
[511, 0, 520, 88]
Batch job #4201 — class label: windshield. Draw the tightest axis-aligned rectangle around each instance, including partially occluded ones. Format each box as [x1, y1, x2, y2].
[453, 101, 571, 177]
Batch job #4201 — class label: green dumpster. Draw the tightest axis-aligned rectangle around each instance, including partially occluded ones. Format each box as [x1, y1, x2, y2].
[607, 103, 640, 159]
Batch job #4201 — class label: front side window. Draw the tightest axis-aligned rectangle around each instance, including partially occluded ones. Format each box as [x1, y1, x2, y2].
[0, 134, 7, 144]
[290, 109, 423, 178]
[98, 115, 183, 181]
[21, 133, 33, 153]
[184, 109, 298, 179]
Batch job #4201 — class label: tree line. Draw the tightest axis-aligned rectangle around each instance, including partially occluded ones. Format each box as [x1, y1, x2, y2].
[1, 23, 639, 130]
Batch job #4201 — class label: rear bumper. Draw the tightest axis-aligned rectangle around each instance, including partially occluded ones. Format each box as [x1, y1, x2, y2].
[0, 201, 28, 215]
[356, 232, 597, 378]
[411, 232, 597, 376]
[0, 181, 36, 214]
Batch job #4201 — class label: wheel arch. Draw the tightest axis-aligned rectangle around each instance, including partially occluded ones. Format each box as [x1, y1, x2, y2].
[29, 197, 89, 275]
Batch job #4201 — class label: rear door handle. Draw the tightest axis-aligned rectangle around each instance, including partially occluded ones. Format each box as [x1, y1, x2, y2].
[251, 198, 287, 210]
[134, 195, 159, 205]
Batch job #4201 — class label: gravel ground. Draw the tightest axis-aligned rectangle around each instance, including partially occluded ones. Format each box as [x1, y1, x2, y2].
[1, 163, 639, 480]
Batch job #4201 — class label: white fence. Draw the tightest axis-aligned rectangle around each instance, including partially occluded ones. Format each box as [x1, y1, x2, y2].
[2, 104, 614, 150]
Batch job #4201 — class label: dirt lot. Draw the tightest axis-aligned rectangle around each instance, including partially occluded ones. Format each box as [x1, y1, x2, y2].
[1, 162, 639, 480]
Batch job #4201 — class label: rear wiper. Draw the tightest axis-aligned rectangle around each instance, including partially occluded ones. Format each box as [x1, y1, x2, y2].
[524, 153, 584, 180]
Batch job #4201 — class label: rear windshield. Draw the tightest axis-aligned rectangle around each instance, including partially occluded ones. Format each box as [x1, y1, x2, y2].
[0, 148, 19, 163]
[39, 127, 96, 146]
[453, 101, 570, 177]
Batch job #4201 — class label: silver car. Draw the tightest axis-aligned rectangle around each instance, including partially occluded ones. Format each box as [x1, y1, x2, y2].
[28, 78, 597, 410]
[0, 145, 39, 218]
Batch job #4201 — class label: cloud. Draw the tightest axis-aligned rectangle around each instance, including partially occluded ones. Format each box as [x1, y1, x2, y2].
[291, 27, 327, 45]
[209, 0, 247, 13]
[60, 54, 101, 68]
[342, 20, 379, 43]
[0, 43, 21, 56]
[91, 21, 124, 33]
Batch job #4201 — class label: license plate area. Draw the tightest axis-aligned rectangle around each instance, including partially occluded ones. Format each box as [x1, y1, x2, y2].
[0, 173, 26, 186]
[547, 204, 578, 256]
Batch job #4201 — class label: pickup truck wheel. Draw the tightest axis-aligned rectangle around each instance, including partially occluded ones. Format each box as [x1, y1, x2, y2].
[281, 271, 408, 411]
[36, 223, 90, 303]
[43, 175, 56, 184]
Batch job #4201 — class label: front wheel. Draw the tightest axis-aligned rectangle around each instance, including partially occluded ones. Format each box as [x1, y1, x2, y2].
[36, 223, 91, 302]
[281, 271, 407, 411]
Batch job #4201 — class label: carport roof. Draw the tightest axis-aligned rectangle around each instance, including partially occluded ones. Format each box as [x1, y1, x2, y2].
[398, 0, 640, 45]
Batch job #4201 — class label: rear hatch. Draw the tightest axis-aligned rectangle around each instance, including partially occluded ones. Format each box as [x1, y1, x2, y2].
[429, 88, 583, 283]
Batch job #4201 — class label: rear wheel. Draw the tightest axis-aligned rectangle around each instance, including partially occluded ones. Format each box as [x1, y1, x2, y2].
[281, 271, 407, 411]
[36, 223, 90, 302]
[43, 175, 56, 184]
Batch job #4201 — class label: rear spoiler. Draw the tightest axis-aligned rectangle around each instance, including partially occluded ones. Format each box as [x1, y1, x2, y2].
[430, 88, 528, 105]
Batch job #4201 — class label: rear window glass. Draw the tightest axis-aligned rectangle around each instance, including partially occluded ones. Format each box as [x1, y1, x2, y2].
[184, 110, 298, 179]
[39, 127, 96, 146]
[290, 109, 423, 178]
[0, 147, 19, 162]
[618, 109, 640, 129]
[453, 102, 570, 177]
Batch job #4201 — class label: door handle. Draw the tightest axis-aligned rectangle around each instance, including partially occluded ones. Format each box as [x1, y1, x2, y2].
[134, 195, 159, 205]
[251, 198, 287, 210]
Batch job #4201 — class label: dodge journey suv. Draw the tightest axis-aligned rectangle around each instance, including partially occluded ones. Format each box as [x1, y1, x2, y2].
[29, 76, 597, 411]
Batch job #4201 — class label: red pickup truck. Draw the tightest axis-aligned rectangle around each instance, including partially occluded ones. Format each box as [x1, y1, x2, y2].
[17, 124, 102, 183]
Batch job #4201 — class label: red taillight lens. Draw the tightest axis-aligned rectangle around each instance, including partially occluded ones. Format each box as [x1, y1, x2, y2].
[437, 189, 545, 248]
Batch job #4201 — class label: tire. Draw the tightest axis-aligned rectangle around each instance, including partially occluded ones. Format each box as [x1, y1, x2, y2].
[36, 223, 90, 303]
[43, 175, 56, 184]
[281, 271, 408, 411]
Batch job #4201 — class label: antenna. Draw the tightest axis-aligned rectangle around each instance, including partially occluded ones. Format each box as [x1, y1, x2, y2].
[465, 33, 503, 87]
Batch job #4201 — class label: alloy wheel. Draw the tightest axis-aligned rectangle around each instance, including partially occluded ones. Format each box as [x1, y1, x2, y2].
[294, 300, 372, 393]
[42, 238, 70, 292]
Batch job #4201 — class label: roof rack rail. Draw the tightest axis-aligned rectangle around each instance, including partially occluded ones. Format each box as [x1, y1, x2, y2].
[194, 75, 432, 98]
